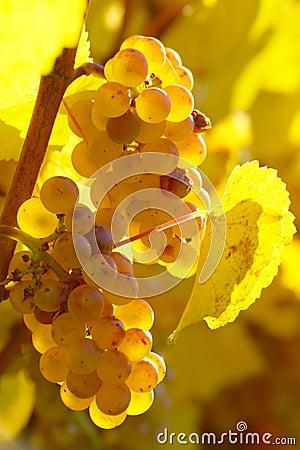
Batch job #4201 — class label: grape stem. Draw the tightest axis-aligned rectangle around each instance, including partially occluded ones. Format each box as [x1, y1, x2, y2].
[73, 61, 105, 80]
[0, 225, 67, 279]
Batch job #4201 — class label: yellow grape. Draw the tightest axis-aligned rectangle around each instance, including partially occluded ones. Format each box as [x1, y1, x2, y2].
[114, 299, 154, 331]
[127, 389, 154, 416]
[132, 36, 166, 74]
[120, 35, 143, 50]
[52, 232, 91, 270]
[71, 140, 99, 178]
[51, 312, 86, 347]
[106, 109, 141, 144]
[89, 316, 125, 350]
[67, 285, 104, 322]
[23, 312, 42, 332]
[126, 360, 158, 392]
[165, 47, 182, 66]
[39, 346, 68, 383]
[164, 84, 194, 122]
[117, 328, 152, 362]
[67, 98, 98, 140]
[102, 274, 138, 306]
[65, 204, 94, 235]
[135, 87, 171, 123]
[174, 65, 194, 90]
[97, 349, 131, 384]
[145, 352, 166, 383]
[65, 338, 102, 375]
[96, 382, 131, 415]
[32, 325, 57, 354]
[141, 137, 178, 173]
[95, 208, 126, 243]
[82, 254, 118, 291]
[66, 370, 102, 398]
[110, 252, 133, 275]
[40, 176, 79, 214]
[175, 133, 207, 166]
[89, 399, 127, 429]
[164, 115, 194, 141]
[111, 48, 148, 87]
[34, 279, 61, 312]
[17, 197, 57, 238]
[136, 119, 166, 143]
[93, 82, 130, 118]
[91, 106, 108, 131]
[104, 58, 117, 82]
[89, 131, 123, 168]
[60, 382, 94, 411]
[9, 280, 35, 314]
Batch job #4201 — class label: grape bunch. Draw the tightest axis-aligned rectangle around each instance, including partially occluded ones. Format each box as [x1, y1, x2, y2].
[66, 34, 210, 275]
[5, 34, 211, 429]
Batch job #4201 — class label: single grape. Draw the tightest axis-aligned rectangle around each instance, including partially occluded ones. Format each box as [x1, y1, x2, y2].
[53, 232, 92, 270]
[106, 109, 141, 144]
[89, 399, 127, 429]
[95, 208, 126, 243]
[67, 98, 99, 140]
[104, 58, 117, 82]
[82, 254, 117, 291]
[94, 224, 114, 254]
[89, 316, 125, 350]
[136, 119, 166, 143]
[60, 382, 94, 411]
[89, 130, 123, 168]
[65, 204, 94, 235]
[39, 346, 68, 383]
[102, 273, 138, 306]
[164, 84, 194, 122]
[66, 370, 102, 398]
[65, 338, 102, 375]
[164, 116, 194, 142]
[110, 252, 133, 275]
[135, 87, 171, 123]
[141, 137, 178, 174]
[125, 359, 159, 392]
[93, 82, 130, 118]
[97, 350, 131, 384]
[145, 352, 166, 383]
[165, 47, 182, 66]
[33, 279, 61, 312]
[175, 133, 207, 166]
[9, 280, 35, 313]
[71, 140, 99, 178]
[111, 48, 148, 87]
[96, 382, 131, 415]
[40, 176, 79, 214]
[114, 299, 154, 331]
[51, 312, 86, 347]
[117, 328, 152, 362]
[126, 389, 154, 416]
[34, 307, 56, 324]
[32, 325, 57, 354]
[67, 285, 104, 322]
[131, 36, 166, 74]
[17, 198, 57, 238]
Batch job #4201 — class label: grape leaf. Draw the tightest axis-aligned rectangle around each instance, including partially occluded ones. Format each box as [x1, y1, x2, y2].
[170, 161, 296, 340]
[0, 369, 35, 441]
[0, 0, 86, 89]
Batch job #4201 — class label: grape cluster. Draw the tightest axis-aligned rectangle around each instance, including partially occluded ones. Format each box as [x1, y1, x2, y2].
[67, 34, 210, 273]
[7, 35, 211, 430]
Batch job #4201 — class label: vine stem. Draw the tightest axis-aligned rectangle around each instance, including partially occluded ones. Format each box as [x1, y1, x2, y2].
[0, 225, 67, 279]
[0, 22, 89, 282]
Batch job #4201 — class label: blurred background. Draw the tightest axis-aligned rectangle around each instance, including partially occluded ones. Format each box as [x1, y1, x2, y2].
[1, 0, 300, 448]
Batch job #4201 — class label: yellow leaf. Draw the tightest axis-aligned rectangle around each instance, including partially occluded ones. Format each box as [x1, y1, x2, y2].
[0, 0, 86, 89]
[0, 370, 35, 441]
[171, 161, 296, 339]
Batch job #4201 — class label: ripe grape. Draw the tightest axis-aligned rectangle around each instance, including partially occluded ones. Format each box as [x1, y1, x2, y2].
[53, 232, 91, 270]
[165, 47, 182, 66]
[127, 389, 154, 415]
[34, 279, 61, 312]
[175, 133, 207, 166]
[39, 346, 68, 383]
[111, 48, 148, 87]
[103, 58, 117, 82]
[40, 176, 79, 214]
[164, 84, 194, 122]
[66, 370, 102, 398]
[145, 352, 166, 383]
[89, 316, 125, 350]
[9, 280, 35, 313]
[71, 140, 99, 178]
[96, 382, 131, 415]
[67, 285, 104, 322]
[82, 254, 117, 290]
[131, 36, 166, 74]
[93, 82, 130, 118]
[32, 325, 57, 354]
[135, 87, 171, 123]
[117, 328, 152, 362]
[88, 130, 123, 168]
[126, 360, 158, 392]
[110, 252, 133, 275]
[102, 273, 138, 306]
[65, 204, 94, 235]
[67, 98, 98, 140]
[136, 119, 166, 143]
[97, 350, 131, 384]
[114, 299, 154, 331]
[164, 116, 194, 141]
[65, 338, 102, 375]
[106, 109, 141, 144]
[17, 197, 57, 238]
[51, 312, 86, 347]
[89, 399, 127, 428]
[60, 382, 94, 411]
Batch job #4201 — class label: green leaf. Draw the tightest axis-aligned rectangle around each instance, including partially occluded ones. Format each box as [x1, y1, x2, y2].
[170, 161, 296, 340]
[0, 369, 35, 441]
